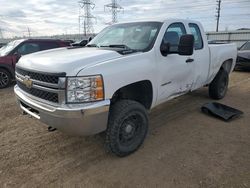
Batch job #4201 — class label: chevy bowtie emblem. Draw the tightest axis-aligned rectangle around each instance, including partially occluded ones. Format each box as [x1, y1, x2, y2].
[23, 75, 33, 88]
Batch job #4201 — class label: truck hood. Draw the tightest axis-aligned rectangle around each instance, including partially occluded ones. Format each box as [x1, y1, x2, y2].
[16, 47, 122, 76]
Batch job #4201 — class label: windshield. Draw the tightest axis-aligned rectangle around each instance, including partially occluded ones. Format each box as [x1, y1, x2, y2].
[240, 41, 250, 51]
[0, 40, 24, 56]
[88, 22, 163, 52]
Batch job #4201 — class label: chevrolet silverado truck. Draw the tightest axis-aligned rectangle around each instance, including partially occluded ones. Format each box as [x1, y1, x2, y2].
[14, 19, 237, 157]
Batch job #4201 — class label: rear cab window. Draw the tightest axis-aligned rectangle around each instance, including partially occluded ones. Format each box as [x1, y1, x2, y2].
[188, 23, 203, 50]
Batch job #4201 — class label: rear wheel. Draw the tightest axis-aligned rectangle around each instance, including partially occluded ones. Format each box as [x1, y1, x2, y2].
[105, 100, 148, 157]
[209, 69, 229, 99]
[0, 68, 11, 89]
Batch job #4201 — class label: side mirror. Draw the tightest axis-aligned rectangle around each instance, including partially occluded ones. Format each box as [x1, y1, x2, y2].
[178, 34, 194, 56]
[160, 41, 170, 56]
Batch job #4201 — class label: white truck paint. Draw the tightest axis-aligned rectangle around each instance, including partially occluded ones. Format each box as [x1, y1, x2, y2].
[14, 19, 237, 156]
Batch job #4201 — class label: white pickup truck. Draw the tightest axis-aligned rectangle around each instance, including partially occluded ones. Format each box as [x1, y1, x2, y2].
[14, 19, 237, 157]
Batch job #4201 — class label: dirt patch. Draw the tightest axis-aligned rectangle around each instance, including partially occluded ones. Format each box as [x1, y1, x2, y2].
[0, 71, 250, 187]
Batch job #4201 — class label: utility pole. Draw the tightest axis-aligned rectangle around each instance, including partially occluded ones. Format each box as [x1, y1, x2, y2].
[27, 27, 31, 38]
[215, 0, 222, 32]
[104, 0, 124, 24]
[78, 0, 95, 36]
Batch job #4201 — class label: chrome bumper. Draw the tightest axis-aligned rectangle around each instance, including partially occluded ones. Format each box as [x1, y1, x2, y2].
[14, 85, 110, 136]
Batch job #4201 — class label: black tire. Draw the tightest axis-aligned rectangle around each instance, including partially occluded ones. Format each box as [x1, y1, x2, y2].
[209, 69, 229, 100]
[0, 68, 11, 89]
[106, 100, 148, 157]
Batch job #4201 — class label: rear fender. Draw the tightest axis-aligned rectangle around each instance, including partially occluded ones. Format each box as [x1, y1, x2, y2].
[221, 59, 233, 74]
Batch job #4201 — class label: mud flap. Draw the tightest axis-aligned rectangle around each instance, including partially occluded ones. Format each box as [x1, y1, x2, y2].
[201, 102, 243, 121]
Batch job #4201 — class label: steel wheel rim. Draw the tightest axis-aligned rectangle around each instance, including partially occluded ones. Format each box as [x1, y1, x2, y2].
[0, 71, 9, 87]
[119, 113, 143, 147]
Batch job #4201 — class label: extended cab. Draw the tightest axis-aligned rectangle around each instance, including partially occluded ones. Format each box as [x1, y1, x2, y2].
[0, 39, 70, 88]
[14, 19, 237, 157]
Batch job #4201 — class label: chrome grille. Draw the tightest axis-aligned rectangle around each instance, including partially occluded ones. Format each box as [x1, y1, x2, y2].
[15, 67, 65, 84]
[17, 80, 59, 103]
[15, 67, 66, 104]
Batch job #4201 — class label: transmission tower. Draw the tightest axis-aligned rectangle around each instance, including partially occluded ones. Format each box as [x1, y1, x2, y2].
[104, 0, 124, 24]
[215, 0, 222, 32]
[78, 0, 95, 36]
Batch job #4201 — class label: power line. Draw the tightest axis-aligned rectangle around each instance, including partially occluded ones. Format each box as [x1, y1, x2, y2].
[104, 0, 124, 24]
[216, 0, 222, 32]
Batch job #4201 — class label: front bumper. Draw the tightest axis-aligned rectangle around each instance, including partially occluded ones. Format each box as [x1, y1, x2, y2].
[14, 85, 110, 136]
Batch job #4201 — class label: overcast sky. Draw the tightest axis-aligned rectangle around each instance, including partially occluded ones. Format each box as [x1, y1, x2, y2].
[0, 0, 250, 38]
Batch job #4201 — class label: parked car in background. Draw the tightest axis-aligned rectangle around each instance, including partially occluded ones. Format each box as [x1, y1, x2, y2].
[0, 39, 70, 88]
[0, 43, 7, 48]
[72, 37, 92, 47]
[72, 39, 89, 47]
[235, 41, 250, 70]
[63, 40, 75, 45]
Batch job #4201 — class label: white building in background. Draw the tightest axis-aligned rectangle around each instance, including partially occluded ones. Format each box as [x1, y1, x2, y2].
[207, 29, 250, 47]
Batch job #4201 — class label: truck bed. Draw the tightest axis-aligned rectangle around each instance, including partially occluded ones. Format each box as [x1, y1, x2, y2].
[207, 43, 237, 84]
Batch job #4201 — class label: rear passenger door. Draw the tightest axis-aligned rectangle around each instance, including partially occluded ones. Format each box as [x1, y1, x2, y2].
[188, 23, 210, 90]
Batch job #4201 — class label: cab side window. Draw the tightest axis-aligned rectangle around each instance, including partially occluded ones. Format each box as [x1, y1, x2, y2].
[162, 23, 187, 52]
[189, 23, 203, 50]
[17, 43, 40, 55]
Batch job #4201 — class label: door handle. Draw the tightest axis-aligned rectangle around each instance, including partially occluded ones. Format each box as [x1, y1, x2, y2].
[186, 58, 194, 63]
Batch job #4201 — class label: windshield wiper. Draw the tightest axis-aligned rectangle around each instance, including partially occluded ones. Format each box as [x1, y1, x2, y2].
[100, 44, 141, 55]
[86, 44, 98, 47]
[100, 44, 131, 49]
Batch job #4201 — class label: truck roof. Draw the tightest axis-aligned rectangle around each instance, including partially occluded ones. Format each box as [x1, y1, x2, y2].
[115, 18, 199, 25]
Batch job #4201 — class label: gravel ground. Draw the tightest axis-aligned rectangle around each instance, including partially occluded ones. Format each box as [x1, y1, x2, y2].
[0, 71, 250, 188]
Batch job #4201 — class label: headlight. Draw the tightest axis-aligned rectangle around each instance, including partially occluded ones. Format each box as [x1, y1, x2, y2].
[66, 75, 104, 103]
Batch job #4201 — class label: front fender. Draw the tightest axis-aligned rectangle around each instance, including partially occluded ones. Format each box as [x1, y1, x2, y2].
[77, 51, 158, 108]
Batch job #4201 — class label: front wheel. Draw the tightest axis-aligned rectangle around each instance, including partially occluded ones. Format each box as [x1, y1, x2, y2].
[105, 100, 148, 157]
[0, 68, 12, 89]
[209, 69, 229, 99]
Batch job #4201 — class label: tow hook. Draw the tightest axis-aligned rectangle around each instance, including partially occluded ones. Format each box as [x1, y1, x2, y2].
[22, 111, 33, 118]
[48, 126, 57, 132]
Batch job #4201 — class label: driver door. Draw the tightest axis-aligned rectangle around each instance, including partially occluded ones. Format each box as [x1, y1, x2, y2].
[156, 22, 195, 104]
